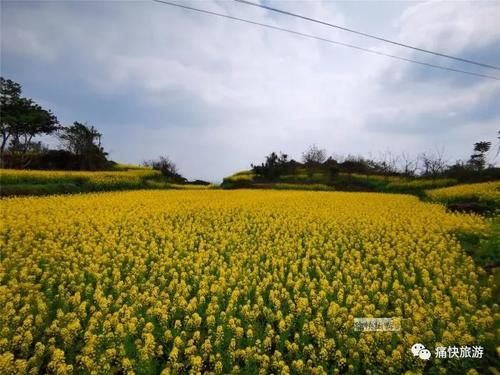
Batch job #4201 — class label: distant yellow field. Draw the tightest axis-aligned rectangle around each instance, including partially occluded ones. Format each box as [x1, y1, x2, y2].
[0, 190, 496, 374]
[0, 168, 159, 185]
[426, 181, 500, 202]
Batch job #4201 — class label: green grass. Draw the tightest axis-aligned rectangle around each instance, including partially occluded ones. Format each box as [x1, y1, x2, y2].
[455, 216, 500, 319]
[457, 216, 500, 269]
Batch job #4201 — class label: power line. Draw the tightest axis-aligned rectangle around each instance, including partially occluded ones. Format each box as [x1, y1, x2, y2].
[152, 0, 500, 81]
[234, 0, 500, 71]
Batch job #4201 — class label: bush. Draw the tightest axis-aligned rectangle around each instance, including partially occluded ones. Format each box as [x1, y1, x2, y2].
[144, 156, 186, 183]
[252, 152, 297, 181]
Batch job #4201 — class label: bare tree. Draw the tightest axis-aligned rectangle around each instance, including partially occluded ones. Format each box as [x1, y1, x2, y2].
[400, 152, 419, 177]
[419, 149, 446, 178]
[377, 151, 399, 175]
[302, 144, 327, 165]
[302, 144, 327, 177]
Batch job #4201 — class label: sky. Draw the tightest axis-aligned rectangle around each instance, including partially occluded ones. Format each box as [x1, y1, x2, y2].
[1, 0, 499, 182]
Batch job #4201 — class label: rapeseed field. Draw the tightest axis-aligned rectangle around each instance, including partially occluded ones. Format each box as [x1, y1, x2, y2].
[426, 181, 500, 204]
[0, 190, 497, 374]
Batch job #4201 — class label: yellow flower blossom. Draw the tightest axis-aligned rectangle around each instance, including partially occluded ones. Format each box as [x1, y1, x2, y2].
[0, 190, 494, 374]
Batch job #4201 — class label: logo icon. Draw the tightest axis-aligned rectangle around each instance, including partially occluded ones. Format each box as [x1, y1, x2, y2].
[411, 343, 431, 360]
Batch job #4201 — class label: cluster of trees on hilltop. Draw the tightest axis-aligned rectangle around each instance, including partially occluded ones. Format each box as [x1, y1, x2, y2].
[1, 77, 195, 181]
[1, 77, 110, 170]
[252, 141, 500, 183]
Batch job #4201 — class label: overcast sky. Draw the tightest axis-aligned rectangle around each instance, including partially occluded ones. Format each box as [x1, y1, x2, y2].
[1, 0, 499, 181]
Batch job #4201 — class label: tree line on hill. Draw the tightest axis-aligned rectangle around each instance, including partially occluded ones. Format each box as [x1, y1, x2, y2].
[0, 77, 196, 182]
[251, 141, 499, 183]
[1, 76, 498, 184]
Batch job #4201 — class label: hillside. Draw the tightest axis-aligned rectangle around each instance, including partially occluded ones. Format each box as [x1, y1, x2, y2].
[0, 166, 214, 197]
[222, 169, 500, 214]
[222, 168, 457, 193]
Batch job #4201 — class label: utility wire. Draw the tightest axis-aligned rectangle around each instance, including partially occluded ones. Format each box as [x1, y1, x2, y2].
[234, 0, 500, 71]
[152, 0, 500, 81]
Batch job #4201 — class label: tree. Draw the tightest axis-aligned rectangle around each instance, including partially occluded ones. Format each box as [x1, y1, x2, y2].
[468, 141, 491, 171]
[0, 78, 21, 156]
[59, 122, 108, 170]
[302, 145, 327, 177]
[144, 156, 186, 182]
[324, 156, 340, 179]
[302, 145, 327, 165]
[339, 155, 372, 174]
[376, 151, 399, 176]
[1, 77, 59, 167]
[444, 160, 473, 181]
[419, 150, 446, 178]
[252, 151, 291, 181]
[400, 152, 419, 177]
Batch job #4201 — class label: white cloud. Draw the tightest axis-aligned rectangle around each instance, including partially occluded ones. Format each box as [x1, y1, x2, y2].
[396, 0, 500, 51]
